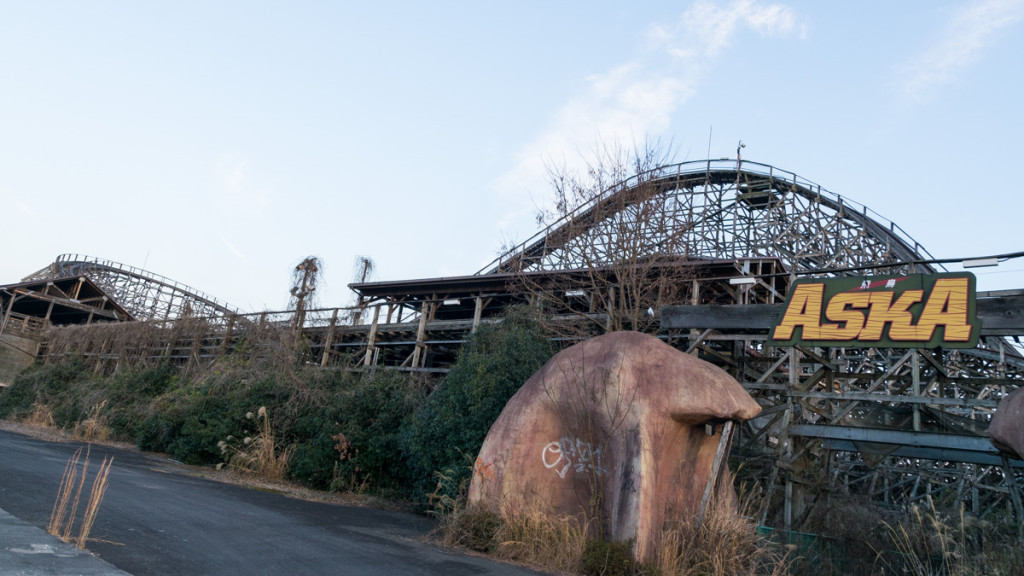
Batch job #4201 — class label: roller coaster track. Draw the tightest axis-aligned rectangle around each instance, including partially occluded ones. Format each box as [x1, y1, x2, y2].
[474, 159, 1023, 527]
[22, 160, 1024, 526]
[22, 254, 240, 321]
[482, 159, 939, 276]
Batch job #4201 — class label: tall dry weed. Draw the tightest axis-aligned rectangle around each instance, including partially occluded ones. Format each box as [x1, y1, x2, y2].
[493, 507, 591, 573]
[71, 401, 110, 442]
[218, 406, 291, 480]
[656, 497, 792, 576]
[25, 400, 55, 427]
[48, 447, 114, 549]
[876, 497, 1024, 576]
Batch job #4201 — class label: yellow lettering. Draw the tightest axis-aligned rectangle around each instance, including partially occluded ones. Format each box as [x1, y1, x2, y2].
[917, 278, 973, 342]
[860, 291, 924, 341]
[771, 283, 824, 340]
[818, 292, 870, 340]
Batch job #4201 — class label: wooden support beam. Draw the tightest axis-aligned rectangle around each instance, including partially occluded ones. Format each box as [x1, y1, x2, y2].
[364, 305, 381, 367]
[472, 296, 484, 333]
[696, 420, 734, 527]
[686, 328, 713, 355]
[411, 302, 431, 368]
[321, 308, 339, 367]
[1002, 455, 1024, 540]
[219, 315, 235, 357]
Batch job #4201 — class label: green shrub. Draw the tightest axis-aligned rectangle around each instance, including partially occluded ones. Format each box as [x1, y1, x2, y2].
[406, 307, 554, 501]
[444, 506, 503, 552]
[287, 409, 341, 489]
[580, 539, 637, 576]
[166, 394, 238, 464]
[0, 357, 90, 419]
[1, 309, 555, 501]
[333, 370, 425, 493]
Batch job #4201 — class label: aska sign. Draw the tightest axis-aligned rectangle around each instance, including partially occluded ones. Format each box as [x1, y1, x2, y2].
[769, 273, 980, 348]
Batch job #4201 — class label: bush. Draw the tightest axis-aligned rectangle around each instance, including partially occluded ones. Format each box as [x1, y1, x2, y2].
[1, 309, 556, 502]
[287, 409, 340, 489]
[581, 539, 637, 576]
[442, 506, 503, 552]
[0, 357, 90, 420]
[406, 307, 554, 501]
[331, 370, 425, 493]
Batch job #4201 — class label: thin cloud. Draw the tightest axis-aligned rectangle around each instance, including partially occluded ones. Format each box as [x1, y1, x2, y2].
[221, 237, 246, 262]
[491, 0, 802, 230]
[217, 155, 271, 218]
[659, 0, 800, 58]
[15, 200, 34, 216]
[901, 0, 1024, 99]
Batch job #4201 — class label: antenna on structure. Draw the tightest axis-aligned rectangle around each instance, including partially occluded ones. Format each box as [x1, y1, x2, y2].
[736, 140, 746, 187]
[704, 127, 713, 185]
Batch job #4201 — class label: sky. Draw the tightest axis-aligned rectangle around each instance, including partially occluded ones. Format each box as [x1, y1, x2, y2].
[2, 1, 1024, 313]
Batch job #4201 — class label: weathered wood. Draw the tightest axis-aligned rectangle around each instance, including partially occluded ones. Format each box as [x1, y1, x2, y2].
[320, 308, 338, 367]
[696, 420, 734, 527]
[472, 296, 484, 333]
[363, 305, 381, 367]
[411, 302, 431, 368]
[977, 295, 1024, 335]
[662, 303, 780, 330]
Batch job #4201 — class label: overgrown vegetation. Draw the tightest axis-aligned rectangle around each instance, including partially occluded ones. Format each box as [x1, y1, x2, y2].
[874, 497, 1024, 576]
[434, 495, 793, 576]
[407, 307, 555, 502]
[0, 307, 553, 505]
[4, 302, 1023, 574]
[218, 406, 290, 480]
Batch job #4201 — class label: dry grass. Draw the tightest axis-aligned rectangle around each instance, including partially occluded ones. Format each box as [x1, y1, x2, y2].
[437, 481, 791, 575]
[71, 400, 110, 442]
[655, 504, 791, 576]
[442, 501, 792, 576]
[876, 497, 1024, 576]
[218, 406, 291, 480]
[47, 447, 114, 549]
[437, 496, 590, 572]
[493, 507, 591, 573]
[25, 400, 55, 427]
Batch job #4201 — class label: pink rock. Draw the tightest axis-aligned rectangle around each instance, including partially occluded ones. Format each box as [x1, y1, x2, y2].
[990, 387, 1024, 460]
[467, 331, 761, 562]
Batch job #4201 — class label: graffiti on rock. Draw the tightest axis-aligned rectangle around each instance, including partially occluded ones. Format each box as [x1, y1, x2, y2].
[541, 437, 607, 479]
[474, 457, 496, 481]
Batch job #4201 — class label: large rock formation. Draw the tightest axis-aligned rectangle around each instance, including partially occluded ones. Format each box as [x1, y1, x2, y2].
[990, 387, 1024, 460]
[467, 331, 761, 561]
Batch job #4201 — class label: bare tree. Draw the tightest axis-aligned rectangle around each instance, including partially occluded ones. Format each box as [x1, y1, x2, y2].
[509, 139, 696, 339]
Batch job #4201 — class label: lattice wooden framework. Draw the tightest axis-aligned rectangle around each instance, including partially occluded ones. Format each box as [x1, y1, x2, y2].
[484, 159, 1023, 529]
[17, 159, 1024, 529]
[483, 159, 931, 278]
[23, 254, 239, 321]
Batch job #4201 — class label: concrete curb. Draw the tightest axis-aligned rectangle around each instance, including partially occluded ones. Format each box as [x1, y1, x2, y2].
[0, 508, 131, 576]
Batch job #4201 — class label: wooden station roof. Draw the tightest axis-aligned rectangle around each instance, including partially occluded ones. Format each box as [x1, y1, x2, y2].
[0, 276, 131, 325]
[349, 257, 789, 321]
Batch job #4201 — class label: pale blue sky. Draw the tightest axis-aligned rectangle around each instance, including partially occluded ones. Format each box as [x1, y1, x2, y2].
[2, 1, 1023, 311]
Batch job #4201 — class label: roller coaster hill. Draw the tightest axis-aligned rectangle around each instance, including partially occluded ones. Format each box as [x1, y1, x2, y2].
[1, 159, 1022, 530]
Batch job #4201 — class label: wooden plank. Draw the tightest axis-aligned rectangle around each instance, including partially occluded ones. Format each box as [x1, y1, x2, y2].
[977, 295, 1024, 335]
[661, 303, 780, 330]
[696, 420, 734, 527]
[320, 308, 338, 367]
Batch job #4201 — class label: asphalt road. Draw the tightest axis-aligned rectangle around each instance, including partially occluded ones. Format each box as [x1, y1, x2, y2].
[0, 429, 542, 576]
